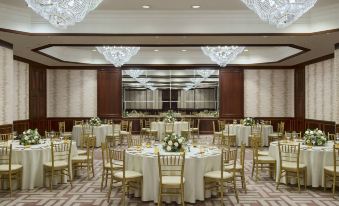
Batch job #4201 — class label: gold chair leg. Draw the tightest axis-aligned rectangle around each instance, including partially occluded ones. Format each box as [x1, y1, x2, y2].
[297, 171, 301, 192]
[220, 181, 224, 206]
[50, 170, 53, 191]
[304, 169, 307, 190]
[276, 170, 281, 190]
[323, 172, 326, 192]
[333, 175, 336, 197]
[181, 186, 185, 206]
[158, 185, 162, 206]
[9, 173, 12, 197]
[107, 176, 113, 203]
[233, 178, 239, 203]
[101, 169, 105, 191]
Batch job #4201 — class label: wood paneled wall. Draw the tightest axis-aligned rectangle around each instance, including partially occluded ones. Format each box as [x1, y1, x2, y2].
[294, 66, 306, 132]
[97, 69, 122, 119]
[219, 68, 244, 118]
[29, 63, 47, 132]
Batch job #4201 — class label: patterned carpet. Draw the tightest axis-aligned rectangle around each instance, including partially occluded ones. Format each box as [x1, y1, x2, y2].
[1, 136, 339, 206]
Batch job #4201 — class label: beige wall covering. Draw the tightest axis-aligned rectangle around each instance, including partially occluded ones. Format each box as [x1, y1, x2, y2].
[335, 49, 339, 123]
[47, 69, 97, 117]
[305, 59, 337, 121]
[124, 89, 162, 110]
[13, 60, 29, 121]
[244, 69, 294, 117]
[0, 46, 14, 125]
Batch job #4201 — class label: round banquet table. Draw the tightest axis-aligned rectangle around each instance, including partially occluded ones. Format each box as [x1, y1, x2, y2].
[8, 140, 78, 190]
[72, 124, 120, 147]
[151, 121, 189, 140]
[269, 140, 334, 187]
[125, 146, 221, 203]
[227, 124, 273, 146]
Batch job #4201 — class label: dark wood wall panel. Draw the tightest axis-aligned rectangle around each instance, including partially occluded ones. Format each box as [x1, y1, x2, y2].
[29, 63, 47, 132]
[294, 66, 305, 132]
[305, 119, 336, 134]
[13, 120, 29, 134]
[47, 117, 90, 132]
[0, 124, 12, 134]
[219, 68, 244, 119]
[97, 69, 122, 119]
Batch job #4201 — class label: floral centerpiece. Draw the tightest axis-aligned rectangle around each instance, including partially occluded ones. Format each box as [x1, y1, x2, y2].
[163, 133, 186, 152]
[304, 128, 327, 146]
[243, 117, 255, 126]
[164, 111, 176, 123]
[89, 117, 101, 126]
[20, 129, 41, 146]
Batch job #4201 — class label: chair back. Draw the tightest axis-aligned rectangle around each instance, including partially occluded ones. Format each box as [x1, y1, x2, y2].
[106, 135, 119, 148]
[145, 119, 151, 128]
[328, 133, 335, 141]
[158, 152, 185, 185]
[139, 119, 144, 129]
[218, 120, 225, 132]
[85, 136, 96, 161]
[101, 142, 109, 167]
[50, 140, 72, 168]
[45, 131, 60, 139]
[80, 134, 90, 150]
[181, 131, 190, 140]
[128, 136, 142, 148]
[58, 122, 66, 133]
[278, 142, 301, 169]
[278, 122, 285, 134]
[249, 133, 262, 147]
[262, 120, 271, 125]
[108, 148, 125, 177]
[251, 124, 262, 136]
[333, 144, 339, 175]
[0, 144, 12, 170]
[165, 123, 174, 133]
[121, 120, 129, 132]
[74, 120, 83, 125]
[221, 147, 237, 178]
[128, 121, 133, 133]
[240, 143, 246, 168]
[251, 135, 261, 162]
[0, 133, 13, 142]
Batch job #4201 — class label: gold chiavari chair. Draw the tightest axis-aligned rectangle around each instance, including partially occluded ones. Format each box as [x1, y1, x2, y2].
[107, 149, 143, 205]
[276, 142, 307, 192]
[204, 147, 239, 204]
[158, 152, 185, 206]
[0, 144, 23, 196]
[128, 136, 142, 148]
[181, 130, 190, 140]
[223, 124, 237, 147]
[212, 121, 223, 145]
[139, 119, 148, 140]
[74, 120, 84, 125]
[165, 122, 174, 135]
[224, 143, 247, 193]
[190, 119, 200, 140]
[268, 122, 285, 144]
[77, 125, 90, 156]
[0, 133, 13, 142]
[58, 121, 72, 140]
[249, 125, 269, 156]
[262, 120, 271, 125]
[327, 133, 336, 141]
[324, 144, 339, 196]
[120, 120, 131, 145]
[251, 136, 276, 182]
[72, 136, 96, 179]
[106, 135, 119, 148]
[145, 119, 158, 140]
[45, 131, 60, 140]
[43, 140, 72, 191]
[284, 131, 302, 140]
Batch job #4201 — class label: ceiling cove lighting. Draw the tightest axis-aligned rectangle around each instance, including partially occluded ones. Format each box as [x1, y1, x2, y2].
[96, 46, 140, 67]
[240, 0, 318, 28]
[201, 46, 245, 67]
[25, 0, 103, 29]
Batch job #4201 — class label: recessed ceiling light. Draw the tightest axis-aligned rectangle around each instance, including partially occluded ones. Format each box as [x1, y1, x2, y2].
[91, 49, 96, 52]
[142, 5, 150, 9]
[181, 49, 188, 52]
[192, 5, 201, 9]
[244, 49, 249, 52]
[153, 49, 159, 52]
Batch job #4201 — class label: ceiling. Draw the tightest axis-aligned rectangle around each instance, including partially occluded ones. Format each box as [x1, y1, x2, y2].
[0, 0, 339, 67]
[3, 0, 337, 11]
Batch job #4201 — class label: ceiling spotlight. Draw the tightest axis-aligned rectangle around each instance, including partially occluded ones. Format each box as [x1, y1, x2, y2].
[192, 5, 201, 9]
[244, 49, 249, 52]
[142, 5, 150, 9]
[91, 49, 97, 52]
[153, 49, 159, 52]
[181, 49, 187, 52]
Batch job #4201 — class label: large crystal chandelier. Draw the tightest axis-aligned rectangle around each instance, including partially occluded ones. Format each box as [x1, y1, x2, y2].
[201, 46, 245, 67]
[96, 46, 140, 67]
[25, 0, 103, 29]
[241, 0, 318, 28]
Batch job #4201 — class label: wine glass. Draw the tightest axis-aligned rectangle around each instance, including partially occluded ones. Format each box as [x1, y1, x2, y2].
[312, 139, 316, 147]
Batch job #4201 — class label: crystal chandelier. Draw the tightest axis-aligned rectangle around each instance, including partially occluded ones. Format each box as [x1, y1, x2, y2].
[197, 70, 215, 79]
[201, 46, 245, 67]
[25, 0, 103, 29]
[241, 0, 318, 28]
[125, 70, 144, 79]
[96, 46, 140, 67]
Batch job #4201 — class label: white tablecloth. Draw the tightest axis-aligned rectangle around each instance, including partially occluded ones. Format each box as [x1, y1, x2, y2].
[72, 124, 120, 147]
[269, 141, 334, 187]
[151, 121, 189, 140]
[10, 140, 78, 190]
[227, 124, 273, 146]
[125, 146, 221, 203]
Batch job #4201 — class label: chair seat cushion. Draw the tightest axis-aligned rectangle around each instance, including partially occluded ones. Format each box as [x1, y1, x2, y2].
[324, 166, 339, 174]
[204, 170, 233, 179]
[214, 132, 222, 135]
[258, 151, 269, 156]
[282, 162, 306, 170]
[77, 149, 87, 155]
[190, 128, 198, 131]
[224, 164, 242, 171]
[223, 133, 236, 137]
[72, 155, 92, 161]
[257, 156, 275, 162]
[43, 161, 68, 168]
[0, 164, 23, 172]
[113, 170, 142, 179]
[104, 161, 123, 169]
[141, 128, 150, 131]
[120, 131, 130, 135]
[162, 176, 185, 185]
[268, 133, 282, 137]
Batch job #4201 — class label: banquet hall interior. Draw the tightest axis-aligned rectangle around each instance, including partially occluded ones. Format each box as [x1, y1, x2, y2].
[1, 0, 339, 205]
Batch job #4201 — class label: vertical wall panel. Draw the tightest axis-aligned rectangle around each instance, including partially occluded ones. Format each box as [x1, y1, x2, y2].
[13, 60, 29, 121]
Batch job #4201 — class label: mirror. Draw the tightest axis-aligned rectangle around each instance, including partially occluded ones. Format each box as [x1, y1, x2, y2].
[122, 69, 219, 116]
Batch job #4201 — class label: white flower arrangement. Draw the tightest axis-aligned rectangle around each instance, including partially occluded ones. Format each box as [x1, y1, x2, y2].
[304, 128, 327, 146]
[164, 111, 176, 123]
[163, 133, 186, 152]
[20, 129, 41, 146]
[89, 117, 101, 126]
[243, 117, 255, 126]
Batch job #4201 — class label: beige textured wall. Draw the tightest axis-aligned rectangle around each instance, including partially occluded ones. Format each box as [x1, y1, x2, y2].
[305, 59, 336, 121]
[334, 50, 339, 123]
[47, 69, 97, 117]
[244, 69, 294, 117]
[13, 60, 29, 121]
[0, 46, 14, 125]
